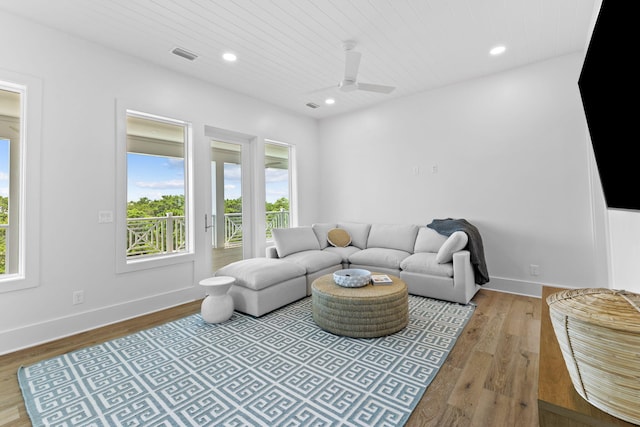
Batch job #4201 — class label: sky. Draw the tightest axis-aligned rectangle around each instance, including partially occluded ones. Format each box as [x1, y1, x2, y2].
[0, 139, 8, 198]
[0, 149, 288, 202]
[127, 153, 184, 202]
[127, 153, 288, 203]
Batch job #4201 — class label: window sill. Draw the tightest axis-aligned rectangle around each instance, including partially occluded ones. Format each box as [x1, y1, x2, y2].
[117, 252, 195, 274]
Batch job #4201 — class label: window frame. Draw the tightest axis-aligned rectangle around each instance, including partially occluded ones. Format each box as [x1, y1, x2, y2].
[115, 102, 194, 273]
[0, 72, 42, 292]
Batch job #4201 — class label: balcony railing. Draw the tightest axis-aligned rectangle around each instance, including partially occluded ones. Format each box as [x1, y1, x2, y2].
[224, 213, 243, 248]
[126, 210, 290, 257]
[266, 210, 289, 239]
[223, 210, 290, 248]
[127, 213, 186, 257]
[0, 225, 7, 274]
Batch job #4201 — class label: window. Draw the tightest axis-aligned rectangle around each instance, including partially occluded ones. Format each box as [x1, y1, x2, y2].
[265, 140, 293, 239]
[0, 88, 19, 277]
[0, 74, 42, 291]
[116, 109, 193, 272]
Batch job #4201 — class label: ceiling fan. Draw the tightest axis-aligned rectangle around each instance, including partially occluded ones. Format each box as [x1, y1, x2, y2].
[318, 40, 396, 94]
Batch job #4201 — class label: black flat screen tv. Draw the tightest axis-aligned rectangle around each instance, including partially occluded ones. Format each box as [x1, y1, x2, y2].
[579, 0, 638, 210]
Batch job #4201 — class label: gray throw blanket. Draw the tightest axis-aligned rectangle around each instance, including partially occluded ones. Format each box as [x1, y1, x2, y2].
[427, 218, 490, 285]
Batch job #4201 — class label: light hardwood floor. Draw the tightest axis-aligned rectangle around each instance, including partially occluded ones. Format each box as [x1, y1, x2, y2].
[0, 289, 541, 427]
[212, 246, 243, 271]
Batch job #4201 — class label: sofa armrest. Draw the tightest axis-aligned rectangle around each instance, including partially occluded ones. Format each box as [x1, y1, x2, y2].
[266, 245, 279, 258]
[452, 250, 480, 303]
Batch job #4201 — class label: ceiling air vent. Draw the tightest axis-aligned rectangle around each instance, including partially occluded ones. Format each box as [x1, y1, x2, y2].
[172, 47, 198, 61]
[306, 102, 320, 109]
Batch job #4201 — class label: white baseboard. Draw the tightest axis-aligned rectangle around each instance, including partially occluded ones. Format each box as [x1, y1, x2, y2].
[0, 278, 579, 355]
[483, 276, 583, 299]
[482, 277, 543, 298]
[0, 287, 201, 356]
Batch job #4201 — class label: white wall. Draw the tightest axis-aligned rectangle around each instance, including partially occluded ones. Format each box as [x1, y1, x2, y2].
[0, 13, 318, 354]
[608, 210, 640, 293]
[317, 53, 608, 296]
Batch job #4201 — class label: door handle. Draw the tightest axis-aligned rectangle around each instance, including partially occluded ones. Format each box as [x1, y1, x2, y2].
[204, 214, 214, 231]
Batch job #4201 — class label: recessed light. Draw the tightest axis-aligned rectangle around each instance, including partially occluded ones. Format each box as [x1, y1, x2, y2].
[325, 98, 335, 105]
[490, 45, 506, 56]
[222, 52, 237, 62]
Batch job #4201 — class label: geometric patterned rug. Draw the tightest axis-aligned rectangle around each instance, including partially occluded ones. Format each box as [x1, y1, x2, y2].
[18, 295, 475, 427]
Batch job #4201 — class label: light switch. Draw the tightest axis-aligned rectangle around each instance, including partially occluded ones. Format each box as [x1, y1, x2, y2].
[98, 210, 113, 223]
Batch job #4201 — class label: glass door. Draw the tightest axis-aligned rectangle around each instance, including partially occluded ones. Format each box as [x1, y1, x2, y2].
[210, 139, 247, 271]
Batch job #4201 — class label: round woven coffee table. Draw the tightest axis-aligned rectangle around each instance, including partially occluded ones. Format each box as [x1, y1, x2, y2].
[311, 273, 408, 338]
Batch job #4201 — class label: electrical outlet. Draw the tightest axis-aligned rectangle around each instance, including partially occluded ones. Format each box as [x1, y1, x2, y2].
[529, 264, 540, 276]
[72, 290, 84, 305]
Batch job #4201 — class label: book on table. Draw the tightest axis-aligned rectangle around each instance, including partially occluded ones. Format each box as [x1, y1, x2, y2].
[371, 274, 393, 285]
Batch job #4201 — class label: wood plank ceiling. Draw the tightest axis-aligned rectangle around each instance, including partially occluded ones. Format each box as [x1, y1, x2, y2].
[0, 0, 598, 119]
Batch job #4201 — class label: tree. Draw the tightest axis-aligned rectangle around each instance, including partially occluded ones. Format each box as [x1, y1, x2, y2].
[125, 194, 289, 218]
[224, 197, 242, 214]
[266, 197, 289, 212]
[0, 195, 7, 223]
[0, 196, 7, 273]
[127, 195, 184, 218]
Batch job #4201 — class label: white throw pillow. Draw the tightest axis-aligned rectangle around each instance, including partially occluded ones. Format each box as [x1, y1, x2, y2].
[435, 231, 468, 264]
[366, 223, 419, 253]
[312, 223, 337, 249]
[337, 222, 371, 249]
[414, 227, 448, 253]
[272, 226, 320, 258]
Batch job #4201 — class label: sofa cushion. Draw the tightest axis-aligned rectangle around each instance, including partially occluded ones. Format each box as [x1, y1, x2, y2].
[281, 250, 342, 274]
[323, 245, 361, 263]
[312, 223, 337, 250]
[272, 226, 320, 258]
[414, 227, 448, 253]
[337, 222, 371, 249]
[400, 253, 454, 277]
[328, 228, 351, 247]
[348, 248, 411, 270]
[215, 258, 306, 291]
[436, 231, 468, 263]
[367, 223, 419, 253]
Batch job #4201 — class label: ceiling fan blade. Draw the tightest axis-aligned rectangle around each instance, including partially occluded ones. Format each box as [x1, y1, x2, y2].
[309, 41, 395, 96]
[306, 84, 339, 95]
[339, 82, 358, 92]
[356, 82, 396, 94]
[344, 50, 361, 82]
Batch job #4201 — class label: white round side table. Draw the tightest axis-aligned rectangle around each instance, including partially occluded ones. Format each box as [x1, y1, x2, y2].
[199, 276, 235, 323]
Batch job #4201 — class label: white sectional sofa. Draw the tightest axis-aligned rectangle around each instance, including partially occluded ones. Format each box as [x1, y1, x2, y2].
[270, 222, 481, 303]
[216, 221, 483, 317]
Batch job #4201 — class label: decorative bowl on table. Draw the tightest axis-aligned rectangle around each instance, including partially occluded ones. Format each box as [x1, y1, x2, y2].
[333, 269, 371, 288]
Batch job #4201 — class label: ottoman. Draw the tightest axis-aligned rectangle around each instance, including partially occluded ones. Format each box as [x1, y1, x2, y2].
[215, 258, 307, 317]
[311, 273, 409, 338]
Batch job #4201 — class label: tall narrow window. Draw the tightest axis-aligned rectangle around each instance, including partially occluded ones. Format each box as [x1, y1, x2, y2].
[0, 87, 21, 277]
[265, 141, 292, 240]
[0, 74, 41, 291]
[124, 111, 192, 263]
